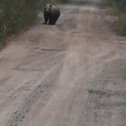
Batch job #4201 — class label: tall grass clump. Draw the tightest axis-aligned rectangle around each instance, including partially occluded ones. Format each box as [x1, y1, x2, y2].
[0, 0, 39, 40]
[107, 0, 126, 36]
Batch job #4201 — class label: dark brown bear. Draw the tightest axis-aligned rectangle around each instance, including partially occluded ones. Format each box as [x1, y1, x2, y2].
[43, 4, 60, 25]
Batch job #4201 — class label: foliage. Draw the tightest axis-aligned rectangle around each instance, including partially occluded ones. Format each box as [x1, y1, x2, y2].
[111, 0, 126, 13]
[107, 0, 126, 36]
[113, 14, 126, 36]
[0, 0, 39, 42]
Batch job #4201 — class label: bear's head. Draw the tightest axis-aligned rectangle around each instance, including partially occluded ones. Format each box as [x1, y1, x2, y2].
[44, 4, 54, 13]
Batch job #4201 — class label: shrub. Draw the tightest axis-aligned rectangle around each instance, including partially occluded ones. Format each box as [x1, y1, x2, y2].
[107, 0, 126, 36]
[113, 14, 126, 36]
[0, 0, 39, 37]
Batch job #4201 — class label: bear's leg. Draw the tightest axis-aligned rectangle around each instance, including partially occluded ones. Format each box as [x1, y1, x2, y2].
[48, 18, 52, 25]
[53, 17, 58, 24]
[49, 15, 56, 25]
[44, 13, 49, 24]
[49, 15, 54, 25]
[53, 14, 60, 25]
[51, 18, 55, 25]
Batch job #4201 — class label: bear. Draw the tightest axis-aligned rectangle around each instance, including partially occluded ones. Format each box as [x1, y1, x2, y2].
[43, 4, 60, 25]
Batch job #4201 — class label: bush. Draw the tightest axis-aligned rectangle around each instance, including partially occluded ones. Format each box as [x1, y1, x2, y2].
[113, 14, 126, 36]
[107, 0, 126, 36]
[108, 0, 126, 12]
[0, 0, 39, 42]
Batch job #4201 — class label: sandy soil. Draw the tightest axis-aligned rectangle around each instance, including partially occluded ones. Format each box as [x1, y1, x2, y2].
[0, 1, 126, 126]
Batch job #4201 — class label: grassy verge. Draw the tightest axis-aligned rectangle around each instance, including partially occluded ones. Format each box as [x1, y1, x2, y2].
[112, 14, 126, 36]
[107, 0, 126, 36]
[0, 0, 39, 49]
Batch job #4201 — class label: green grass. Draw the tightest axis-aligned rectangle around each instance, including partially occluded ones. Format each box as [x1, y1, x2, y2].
[0, 40, 6, 50]
[113, 14, 126, 36]
[107, 0, 126, 36]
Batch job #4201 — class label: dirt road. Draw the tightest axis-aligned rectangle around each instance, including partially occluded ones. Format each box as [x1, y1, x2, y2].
[0, 1, 126, 126]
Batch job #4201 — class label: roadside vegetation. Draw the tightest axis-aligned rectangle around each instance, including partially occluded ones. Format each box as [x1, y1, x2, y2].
[0, 0, 67, 49]
[107, 0, 126, 36]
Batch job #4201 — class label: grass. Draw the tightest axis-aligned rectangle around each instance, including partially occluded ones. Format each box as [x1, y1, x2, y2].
[106, 1, 126, 36]
[112, 14, 126, 36]
[0, 39, 6, 50]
